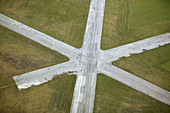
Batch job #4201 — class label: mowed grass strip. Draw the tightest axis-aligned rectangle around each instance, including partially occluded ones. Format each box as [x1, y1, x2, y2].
[48, 75, 76, 113]
[129, 0, 170, 28]
[128, 0, 170, 43]
[94, 74, 170, 113]
[101, 0, 170, 50]
[0, 0, 91, 48]
[101, 0, 129, 50]
[113, 44, 170, 91]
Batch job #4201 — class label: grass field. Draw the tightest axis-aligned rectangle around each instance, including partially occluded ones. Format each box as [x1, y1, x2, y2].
[0, 0, 90, 48]
[0, 26, 68, 86]
[1, 0, 170, 112]
[0, 74, 76, 113]
[101, 0, 170, 50]
[109, 0, 170, 90]
[96, 0, 170, 112]
[0, 0, 89, 112]
[94, 74, 170, 113]
[129, 0, 170, 28]
[101, 0, 170, 90]
[113, 44, 170, 90]
[0, 26, 77, 113]
[101, 0, 129, 50]
[159, 61, 170, 72]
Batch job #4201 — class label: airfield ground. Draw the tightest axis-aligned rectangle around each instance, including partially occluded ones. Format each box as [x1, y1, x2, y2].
[0, 0, 170, 113]
[0, 0, 90, 112]
[95, 0, 170, 112]
[0, 0, 91, 48]
[94, 74, 170, 113]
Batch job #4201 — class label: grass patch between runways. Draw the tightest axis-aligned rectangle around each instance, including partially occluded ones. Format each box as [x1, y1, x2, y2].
[0, 74, 76, 113]
[0, 0, 91, 48]
[0, 26, 76, 113]
[113, 44, 170, 91]
[158, 60, 170, 72]
[94, 74, 170, 113]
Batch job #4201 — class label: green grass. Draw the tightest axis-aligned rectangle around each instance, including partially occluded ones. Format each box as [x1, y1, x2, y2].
[94, 74, 170, 113]
[113, 44, 170, 91]
[107, 0, 170, 91]
[0, 26, 68, 86]
[48, 75, 76, 113]
[101, 0, 170, 90]
[158, 60, 170, 72]
[99, 0, 170, 111]
[129, 0, 170, 28]
[1, 0, 170, 112]
[0, 26, 77, 113]
[101, 0, 170, 50]
[0, 0, 88, 112]
[101, 0, 129, 50]
[0, 0, 91, 48]
[0, 74, 76, 113]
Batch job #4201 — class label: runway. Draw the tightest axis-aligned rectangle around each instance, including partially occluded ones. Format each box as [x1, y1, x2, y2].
[70, 0, 105, 112]
[1, 0, 170, 112]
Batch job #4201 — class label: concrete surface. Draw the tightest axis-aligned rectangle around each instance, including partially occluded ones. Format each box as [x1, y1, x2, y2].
[98, 63, 170, 105]
[0, 14, 80, 59]
[13, 60, 78, 90]
[0, 0, 170, 112]
[103, 33, 170, 62]
[70, 0, 105, 112]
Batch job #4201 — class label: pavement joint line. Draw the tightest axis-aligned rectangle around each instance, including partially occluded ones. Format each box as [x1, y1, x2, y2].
[0, 0, 170, 112]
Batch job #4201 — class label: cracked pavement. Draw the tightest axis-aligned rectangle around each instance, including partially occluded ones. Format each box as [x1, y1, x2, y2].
[0, 0, 170, 113]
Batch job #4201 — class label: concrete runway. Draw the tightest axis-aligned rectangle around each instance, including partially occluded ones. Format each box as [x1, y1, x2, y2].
[13, 60, 78, 90]
[103, 33, 170, 62]
[70, 0, 105, 112]
[98, 63, 170, 105]
[0, 14, 80, 59]
[0, 0, 170, 112]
